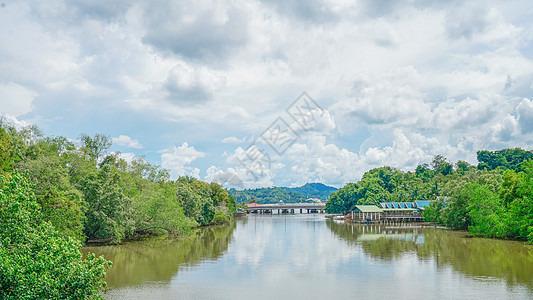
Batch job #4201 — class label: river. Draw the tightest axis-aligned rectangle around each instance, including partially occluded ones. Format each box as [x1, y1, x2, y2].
[83, 214, 533, 299]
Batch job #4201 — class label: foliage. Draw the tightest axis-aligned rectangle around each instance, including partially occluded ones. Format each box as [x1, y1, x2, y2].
[282, 183, 338, 201]
[325, 150, 533, 243]
[17, 155, 85, 242]
[0, 120, 227, 245]
[212, 207, 231, 224]
[432, 154, 453, 175]
[82, 165, 134, 243]
[0, 171, 110, 299]
[229, 186, 307, 204]
[477, 148, 533, 172]
[176, 177, 235, 226]
[422, 197, 445, 223]
[79, 133, 112, 161]
[502, 160, 533, 242]
[130, 180, 194, 235]
[440, 186, 471, 230]
[0, 120, 247, 296]
[466, 183, 505, 238]
[326, 166, 426, 213]
[0, 127, 17, 172]
[324, 182, 359, 214]
[229, 183, 337, 204]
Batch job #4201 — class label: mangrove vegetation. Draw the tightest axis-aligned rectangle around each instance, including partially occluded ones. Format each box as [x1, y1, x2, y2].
[0, 119, 237, 298]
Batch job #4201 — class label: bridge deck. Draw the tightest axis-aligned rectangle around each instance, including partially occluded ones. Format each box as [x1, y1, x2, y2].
[246, 203, 325, 213]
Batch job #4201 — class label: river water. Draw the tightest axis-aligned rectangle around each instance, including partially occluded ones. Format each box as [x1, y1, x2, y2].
[83, 214, 533, 299]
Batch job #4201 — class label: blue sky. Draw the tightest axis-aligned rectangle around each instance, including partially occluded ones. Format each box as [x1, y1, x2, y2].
[1, 0, 533, 188]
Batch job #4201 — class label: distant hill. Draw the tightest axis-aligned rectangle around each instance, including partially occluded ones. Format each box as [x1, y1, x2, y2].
[228, 183, 338, 204]
[282, 183, 338, 201]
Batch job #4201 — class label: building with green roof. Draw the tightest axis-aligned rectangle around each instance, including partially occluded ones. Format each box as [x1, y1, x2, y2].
[349, 201, 431, 223]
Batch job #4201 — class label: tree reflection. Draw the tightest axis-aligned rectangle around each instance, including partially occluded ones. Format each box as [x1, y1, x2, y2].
[82, 222, 237, 288]
[327, 220, 533, 290]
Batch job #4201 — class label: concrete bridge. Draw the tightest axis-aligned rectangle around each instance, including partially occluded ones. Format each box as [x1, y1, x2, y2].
[247, 203, 326, 214]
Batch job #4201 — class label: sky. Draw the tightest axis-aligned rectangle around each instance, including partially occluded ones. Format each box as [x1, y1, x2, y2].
[1, 0, 533, 188]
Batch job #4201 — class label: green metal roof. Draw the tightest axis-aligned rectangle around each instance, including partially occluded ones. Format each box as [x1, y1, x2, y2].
[354, 205, 384, 213]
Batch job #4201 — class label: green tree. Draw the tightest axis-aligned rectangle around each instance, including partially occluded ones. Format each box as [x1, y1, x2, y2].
[500, 169, 521, 207]
[477, 148, 533, 172]
[466, 183, 505, 238]
[82, 165, 133, 242]
[209, 182, 236, 213]
[455, 160, 473, 175]
[176, 178, 214, 226]
[0, 127, 17, 172]
[325, 182, 360, 214]
[175, 177, 235, 226]
[422, 197, 445, 223]
[0, 171, 110, 299]
[441, 189, 470, 230]
[415, 163, 434, 183]
[17, 155, 85, 241]
[131, 180, 194, 235]
[79, 133, 112, 161]
[432, 155, 453, 175]
[503, 160, 533, 242]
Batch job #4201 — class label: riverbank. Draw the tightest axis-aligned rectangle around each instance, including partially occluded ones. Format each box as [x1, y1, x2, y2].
[85, 217, 241, 246]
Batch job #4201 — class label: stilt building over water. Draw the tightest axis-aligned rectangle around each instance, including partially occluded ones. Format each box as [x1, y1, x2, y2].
[349, 201, 431, 223]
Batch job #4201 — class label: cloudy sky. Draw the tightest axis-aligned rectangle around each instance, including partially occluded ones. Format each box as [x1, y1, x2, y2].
[1, 0, 533, 188]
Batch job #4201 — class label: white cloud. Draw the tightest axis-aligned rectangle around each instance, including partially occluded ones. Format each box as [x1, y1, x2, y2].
[160, 142, 206, 179]
[286, 135, 360, 186]
[164, 62, 226, 103]
[0, 114, 31, 129]
[221, 136, 246, 144]
[212, 143, 290, 188]
[431, 96, 499, 131]
[516, 98, 533, 133]
[490, 114, 519, 142]
[0, 82, 36, 116]
[360, 130, 430, 170]
[331, 68, 432, 128]
[112, 135, 143, 149]
[288, 108, 336, 137]
[4, 0, 533, 188]
[282, 129, 432, 187]
[140, 0, 250, 60]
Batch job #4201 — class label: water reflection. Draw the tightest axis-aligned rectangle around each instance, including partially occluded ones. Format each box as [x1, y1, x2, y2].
[327, 220, 533, 291]
[82, 222, 236, 289]
[83, 216, 533, 299]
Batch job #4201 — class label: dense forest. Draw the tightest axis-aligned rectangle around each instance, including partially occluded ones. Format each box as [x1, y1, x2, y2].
[0, 119, 236, 298]
[229, 183, 337, 204]
[324, 149, 533, 243]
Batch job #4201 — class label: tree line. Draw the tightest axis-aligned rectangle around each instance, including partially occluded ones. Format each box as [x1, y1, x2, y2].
[324, 149, 533, 243]
[0, 119, 237, 298]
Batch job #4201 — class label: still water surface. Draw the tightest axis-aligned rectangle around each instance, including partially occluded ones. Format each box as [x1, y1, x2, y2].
[84, 214, 533, 299]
